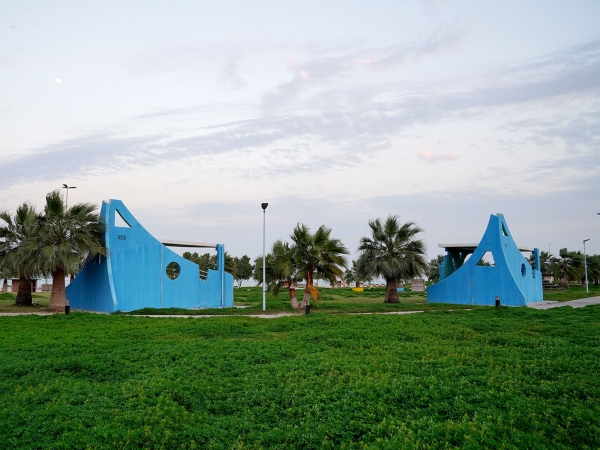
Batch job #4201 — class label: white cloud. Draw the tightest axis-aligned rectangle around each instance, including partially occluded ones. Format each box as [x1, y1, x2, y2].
[261, 27, 470, 112]
[417, 149, 459, 163]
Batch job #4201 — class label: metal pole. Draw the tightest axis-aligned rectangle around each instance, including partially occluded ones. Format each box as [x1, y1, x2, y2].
[584, 239, 590, 294]
[548, 244, 551, 255]
[62, 184, 76, 209]
[261, 203, 268, 311]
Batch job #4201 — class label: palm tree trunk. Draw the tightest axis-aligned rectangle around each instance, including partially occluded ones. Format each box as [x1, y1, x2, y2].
[1, 278, 7, 293]
[15, 276, 33, 306]
[384, 279, 399, 303]
[299, 272, 313, 309]
[300, 289, 311, 309]
[288, 286, 299, 309]
[49, 268, 68, 312]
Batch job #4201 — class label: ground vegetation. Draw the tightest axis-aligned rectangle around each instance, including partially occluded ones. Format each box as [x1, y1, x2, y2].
[1, 307, 599, 448]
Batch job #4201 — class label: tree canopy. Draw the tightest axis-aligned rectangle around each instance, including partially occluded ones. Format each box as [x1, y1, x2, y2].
[0, 202, 42, 305]
[32, 191, 105, 311]
[344, 260, 368, 288]
[233, 255, 254, 288]
[426, 255, 445, 284]
[357, 215, 427, 303]
[290, 223, 349, 308]
[0, 191, 105, 310]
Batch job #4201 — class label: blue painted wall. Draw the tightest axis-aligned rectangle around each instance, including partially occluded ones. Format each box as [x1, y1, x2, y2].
[67, 199, 234, 312]
[427, 214, 543, 306]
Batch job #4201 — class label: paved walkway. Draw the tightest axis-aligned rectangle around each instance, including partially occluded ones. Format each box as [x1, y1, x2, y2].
[82, 310, 427, 318]
[0, 312, 55, 316]
[527, 296, 600, 310]
[0, 311, 305, 318]
[0, 310, 428, 318]
[137, 313, 301, 319]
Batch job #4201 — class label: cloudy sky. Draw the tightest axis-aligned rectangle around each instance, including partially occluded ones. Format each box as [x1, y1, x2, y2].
[1, 0, 599, 262]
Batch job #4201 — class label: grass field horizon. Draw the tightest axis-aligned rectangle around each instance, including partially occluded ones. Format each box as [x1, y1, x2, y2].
[1, 307, 600, 448]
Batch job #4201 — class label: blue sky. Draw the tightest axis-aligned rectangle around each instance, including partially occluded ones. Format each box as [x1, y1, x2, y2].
[1, 0, 599, 261]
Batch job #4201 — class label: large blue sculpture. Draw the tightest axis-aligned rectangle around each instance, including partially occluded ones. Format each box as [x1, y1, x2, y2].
[67, 199, 233, 312]
[427, 214, 542, 306]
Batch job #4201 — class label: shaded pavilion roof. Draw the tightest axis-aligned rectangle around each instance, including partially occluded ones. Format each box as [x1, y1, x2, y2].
[438, 243, 534, 252]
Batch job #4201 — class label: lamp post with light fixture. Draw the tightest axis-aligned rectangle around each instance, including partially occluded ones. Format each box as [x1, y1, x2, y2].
[62, 184, 76, 209]
[583, 239, 590, 294]
[261, 203, 268, 311]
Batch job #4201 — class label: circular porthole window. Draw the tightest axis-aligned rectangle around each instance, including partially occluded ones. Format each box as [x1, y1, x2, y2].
[166, 262, 181, 280]
[521, 263, 526, 277]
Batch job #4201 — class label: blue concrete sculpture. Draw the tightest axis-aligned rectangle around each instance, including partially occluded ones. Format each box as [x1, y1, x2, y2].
[427, 214, 542, 306]
[67, 199, 233, 312]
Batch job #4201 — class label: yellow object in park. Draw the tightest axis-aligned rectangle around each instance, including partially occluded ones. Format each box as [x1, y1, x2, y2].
[352, 287, 364, 292]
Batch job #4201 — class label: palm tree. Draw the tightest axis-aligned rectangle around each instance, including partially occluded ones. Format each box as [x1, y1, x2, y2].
[268, 240, 302, 308]
[35, 191, 105, 312]
[290, 223, 349, 309]
[0, 268, 10, 292]
[587, 255, 600, 286]
[357, 215, 427, 303]
[528, 251, 553, 275]
[551, 248, 583, 289]
[209, 251, 235, 275]
[344, 260, 366, 287]
[0, 203, 42, 306]
[253, 241, 302, 308]
[426, 255, 445, 284]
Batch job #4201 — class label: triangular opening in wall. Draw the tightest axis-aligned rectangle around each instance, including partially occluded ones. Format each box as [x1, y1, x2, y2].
[114, 210, 132, 228]
[501, 223, 509, 237]
[476, 251, 495, 266]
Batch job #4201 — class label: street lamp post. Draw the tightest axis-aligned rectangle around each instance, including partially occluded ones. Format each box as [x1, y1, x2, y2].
[261, 203, 268, 311]
[62, 184, 76, 209]
[549, 244, 551, 256]
[583, 239, 590, 294]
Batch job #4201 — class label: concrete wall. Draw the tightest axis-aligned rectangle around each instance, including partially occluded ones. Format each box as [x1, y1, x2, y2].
[428, 214, 543, 306]
[67, 200, 233, 312]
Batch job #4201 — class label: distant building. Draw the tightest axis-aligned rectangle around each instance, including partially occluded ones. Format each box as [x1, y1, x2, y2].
[411, 279, 425, 292]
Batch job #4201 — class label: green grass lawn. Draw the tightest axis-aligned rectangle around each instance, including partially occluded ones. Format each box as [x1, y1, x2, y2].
[0, 292, 50, 313]
[124, 287, 471, 316]
[1, 284, 599, 315]
[543, 284, 600, 301]
[1, 307, 600, 448]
